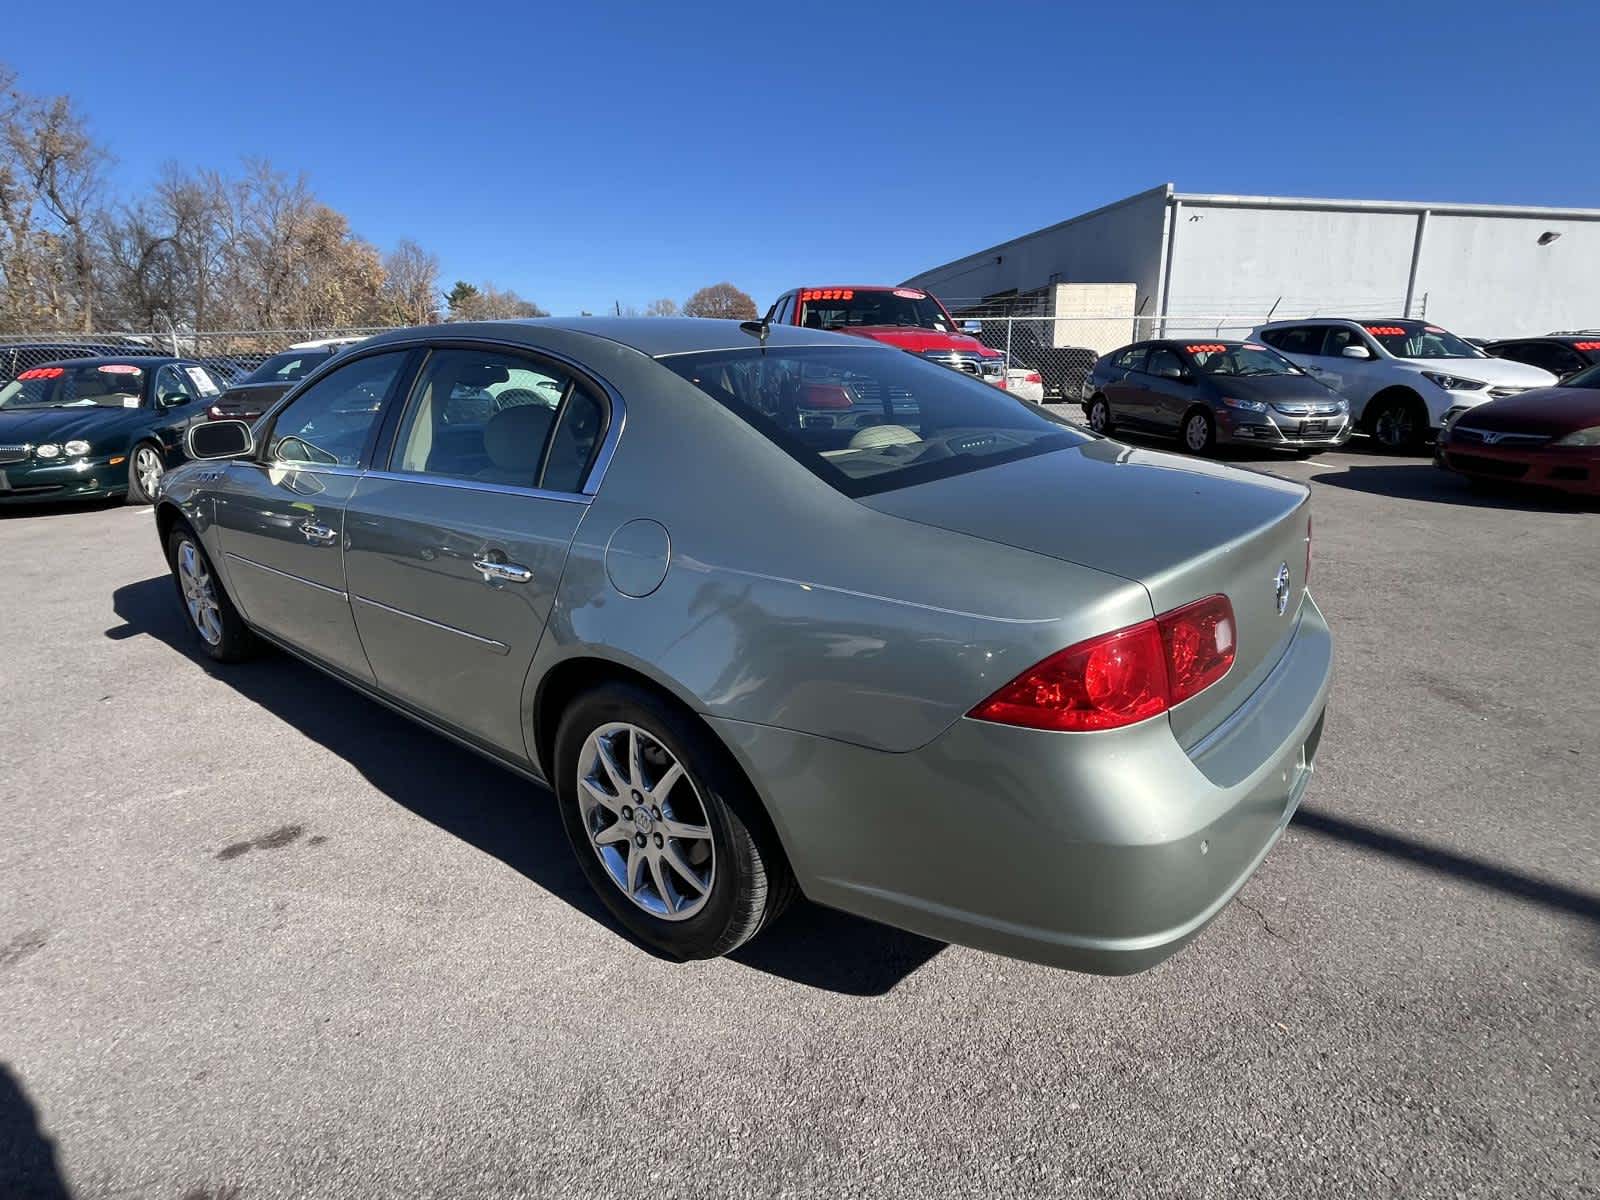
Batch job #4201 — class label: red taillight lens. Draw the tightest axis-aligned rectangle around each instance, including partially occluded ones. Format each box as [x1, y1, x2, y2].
[1025, 371, 1042, 384]
[1157, 594, 1236, 704]
[970, 621, 1168, 732]
[969, 595, 1237, 732]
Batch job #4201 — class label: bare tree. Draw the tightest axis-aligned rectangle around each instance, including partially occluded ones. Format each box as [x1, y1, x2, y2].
[380, 239, 441, 326]
[683, 282, 757, 320]
[1, 66, 108, 330]
[645, 297, 679, 317]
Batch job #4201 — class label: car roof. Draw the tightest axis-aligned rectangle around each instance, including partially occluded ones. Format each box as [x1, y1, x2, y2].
[29, 355, 186, 370]
[359, 317, 893, 359]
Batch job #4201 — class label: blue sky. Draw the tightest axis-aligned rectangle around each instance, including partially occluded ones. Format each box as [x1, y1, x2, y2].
[8, 0, 1598, 316]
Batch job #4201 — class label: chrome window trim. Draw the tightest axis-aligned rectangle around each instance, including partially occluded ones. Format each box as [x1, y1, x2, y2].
[359, 469, 592, 505]
[225, 552, 347, 598]
[238, 459, 367, 480]
[352, 594, 510, 655]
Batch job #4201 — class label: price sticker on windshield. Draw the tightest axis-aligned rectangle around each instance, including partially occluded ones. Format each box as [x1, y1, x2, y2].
[801, 289, 854, 302]
[17, 367, 65, 380]
[1363, 325, 1408, 336]
[98, 363, 143, 374]
[1185, 343, 1228, 353]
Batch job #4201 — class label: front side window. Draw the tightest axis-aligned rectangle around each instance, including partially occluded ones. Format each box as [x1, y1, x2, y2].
[1146, 348, 1186, 379]
[269, 351, 407, 467]
[0, 363, 146, 410]
[1184, 344, 1303, 377]
[1360, 320, 1484, 360]
[391, 347, 602, 490]
[660, 345, 1088, 498]
[1560, 363, 1600, 390]
[797, 288, 954, 334]
[1322, 327, 1371, 358]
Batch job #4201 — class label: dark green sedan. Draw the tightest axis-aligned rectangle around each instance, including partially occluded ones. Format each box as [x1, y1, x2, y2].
[0, 356, 224, 505]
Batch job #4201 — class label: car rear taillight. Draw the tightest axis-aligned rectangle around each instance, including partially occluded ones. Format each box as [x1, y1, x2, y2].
[969, 595, 1237, 732]
[1025, 371, 1042, 384]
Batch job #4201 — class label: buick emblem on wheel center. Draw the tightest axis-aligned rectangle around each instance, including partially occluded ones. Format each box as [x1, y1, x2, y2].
[1274, 562, 1292, 616]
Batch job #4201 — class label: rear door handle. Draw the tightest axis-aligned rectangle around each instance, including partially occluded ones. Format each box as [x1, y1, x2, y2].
[473, 557, 532, 585]
[299, 520, 338, 545]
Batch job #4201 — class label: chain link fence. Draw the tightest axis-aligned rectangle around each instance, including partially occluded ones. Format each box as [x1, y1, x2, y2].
[0, 327, 398, 386]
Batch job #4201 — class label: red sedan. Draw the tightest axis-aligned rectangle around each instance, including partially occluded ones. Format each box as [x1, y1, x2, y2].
[1436, 365, 1600, 496]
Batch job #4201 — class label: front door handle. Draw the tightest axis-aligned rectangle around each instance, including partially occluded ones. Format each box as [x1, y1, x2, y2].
[299, 519, 338, 545]
[473, 556, 533, 585]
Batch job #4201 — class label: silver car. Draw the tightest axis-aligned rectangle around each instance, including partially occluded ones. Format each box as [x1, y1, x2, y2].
[159, 318, 1330, 974]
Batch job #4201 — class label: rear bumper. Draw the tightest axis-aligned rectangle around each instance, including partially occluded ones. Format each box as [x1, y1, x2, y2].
[712, 595, 1333, 974]
[1436, 444, 1600, 495]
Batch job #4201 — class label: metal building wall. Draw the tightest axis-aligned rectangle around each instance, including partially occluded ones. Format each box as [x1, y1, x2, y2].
[903, 185, 1171, 313]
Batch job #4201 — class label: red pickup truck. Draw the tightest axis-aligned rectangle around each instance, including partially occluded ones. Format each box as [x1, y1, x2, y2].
[763, 286, 1007, 388]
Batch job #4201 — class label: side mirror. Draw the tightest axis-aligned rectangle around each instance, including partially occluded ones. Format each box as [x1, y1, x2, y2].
[159, 391, 190, 408]
[188, 419, 254, 460]
[1340, 345, 1372, 360]
[961, 320, 983, 334]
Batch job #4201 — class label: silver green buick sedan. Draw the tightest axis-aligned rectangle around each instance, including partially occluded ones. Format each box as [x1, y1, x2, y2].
[157, 318, 1330, 974]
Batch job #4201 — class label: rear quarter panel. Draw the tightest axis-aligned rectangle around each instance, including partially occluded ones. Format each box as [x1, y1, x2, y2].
[526, 346, 1151, 763]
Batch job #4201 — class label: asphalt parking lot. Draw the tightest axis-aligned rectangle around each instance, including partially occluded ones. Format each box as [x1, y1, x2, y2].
[2, 447, 1596, 1199]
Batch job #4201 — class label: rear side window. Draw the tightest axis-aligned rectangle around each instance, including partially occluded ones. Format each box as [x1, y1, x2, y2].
[389, 347, 604, 492]
[660, 344, 1088, 498]
[1110, 345, 1147, 371]
[1266, 327, 1326, 356]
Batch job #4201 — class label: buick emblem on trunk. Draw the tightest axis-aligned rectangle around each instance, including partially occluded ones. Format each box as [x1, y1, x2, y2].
[1273, 562, 1292, 616]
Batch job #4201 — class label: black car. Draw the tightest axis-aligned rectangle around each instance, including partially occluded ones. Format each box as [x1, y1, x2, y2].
[974, 322, 1098, 402]
[1482, 334, 1600, 382]
[206, 346, 347, 422]
[0, 357, 223, 505]
[1081, 339, 1352, 456]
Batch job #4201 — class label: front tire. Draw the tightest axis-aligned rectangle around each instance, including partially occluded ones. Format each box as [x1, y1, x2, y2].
[554, 682, 795, 960]
[126, 441, 166, 505]
[165, 524, 258, 662]
[1087, 395, 1113, 435]
[1366, 393, 1427, 453]
[1181, 409, 1216, 455]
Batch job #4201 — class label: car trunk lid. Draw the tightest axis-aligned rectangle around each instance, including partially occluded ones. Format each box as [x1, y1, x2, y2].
[861, 440, 1313, 748]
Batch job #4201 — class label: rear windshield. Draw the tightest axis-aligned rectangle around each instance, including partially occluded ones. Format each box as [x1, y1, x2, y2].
[660, 345, 1088, 498]
[1184, 343, 1304, 377]
[797, 289, 955, 334]
[242, 350, 330, 385]
[0, 363, 146, 409]
[1362, 321, 1484, 360]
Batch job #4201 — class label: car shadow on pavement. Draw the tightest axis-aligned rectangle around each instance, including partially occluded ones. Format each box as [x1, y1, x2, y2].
[107, 575, 942, 997]
[1294, 803, 1600, 926]
[0, 1064, 72, 1200]
[0, 498, 123, 520]
[1308, 462, 1598, 512]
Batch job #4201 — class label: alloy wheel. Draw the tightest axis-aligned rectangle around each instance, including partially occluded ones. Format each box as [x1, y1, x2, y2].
[177, 538, 223, 646]
[1185, 414, 1210, 451]
[1089, 400, 1109, 433]
[576, 722, 716, 921]
[1374, 404, 1415, 449]
[135, 446, 164, 497]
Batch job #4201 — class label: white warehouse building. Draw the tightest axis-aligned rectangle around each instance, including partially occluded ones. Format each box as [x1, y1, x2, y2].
[903, 183, 1600, 340]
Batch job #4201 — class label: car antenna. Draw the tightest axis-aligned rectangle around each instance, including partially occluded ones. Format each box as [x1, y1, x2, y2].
[739, 316, 771, 350]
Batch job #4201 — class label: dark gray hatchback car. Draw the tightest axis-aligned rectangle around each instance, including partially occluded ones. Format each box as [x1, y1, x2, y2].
[1083, 339, 1352, 455]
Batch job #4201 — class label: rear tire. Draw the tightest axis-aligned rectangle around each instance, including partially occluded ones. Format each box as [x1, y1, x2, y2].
[1181, 409, 1216, 455]
[1087, 396, 1113, 435]
[164, 524, 258, 662]
[554, 682, 796, 960]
